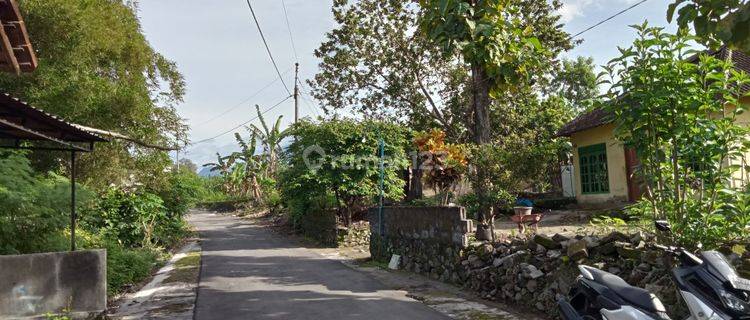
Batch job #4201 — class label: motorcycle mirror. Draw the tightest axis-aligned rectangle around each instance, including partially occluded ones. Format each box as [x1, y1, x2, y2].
[655, 220, 672, 232]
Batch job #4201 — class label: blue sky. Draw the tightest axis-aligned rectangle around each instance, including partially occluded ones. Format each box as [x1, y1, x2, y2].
[137, 0, 677, 168]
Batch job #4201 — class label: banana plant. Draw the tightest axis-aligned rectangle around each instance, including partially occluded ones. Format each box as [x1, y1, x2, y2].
[203, 153, 237, 194]
[231, 131, 265, 201]
[247, 104, 290, 176]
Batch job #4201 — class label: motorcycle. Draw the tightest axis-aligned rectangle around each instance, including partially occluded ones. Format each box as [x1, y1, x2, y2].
[557, 221, 750, 320]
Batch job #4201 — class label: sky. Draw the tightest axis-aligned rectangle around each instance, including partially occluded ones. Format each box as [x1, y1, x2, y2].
[136, 0, 678, 169]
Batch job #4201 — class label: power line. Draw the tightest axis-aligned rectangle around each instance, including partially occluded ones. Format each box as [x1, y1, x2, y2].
[297, 80, 321, 117]
[192, 95, 293, 144]
[570, 0, 650, 39]
[280, 0, 298, 62]
[244, 0, 292, 95]
[299, 91, 321, 117]
[194, 66, 292, 127]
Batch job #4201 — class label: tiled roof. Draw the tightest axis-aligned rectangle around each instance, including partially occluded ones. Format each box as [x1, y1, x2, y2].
[556, 48, 750, 137]
[555, 108, 613, 137]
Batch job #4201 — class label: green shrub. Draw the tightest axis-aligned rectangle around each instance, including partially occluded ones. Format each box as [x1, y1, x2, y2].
[457, 193, 480, 220]
[84, 188, 186, 248]
[280, 119, 410, 228]
[404, 195, 441, 208]
[195, 176, 234, 203]
[105, 241, 160, 295]
[607, 25, 750, 248]
[158, 169, 202, 217]
[0, 152, 94, 254]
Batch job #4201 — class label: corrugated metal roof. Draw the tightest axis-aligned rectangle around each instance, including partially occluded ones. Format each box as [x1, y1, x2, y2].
[0, 93, 108, 143]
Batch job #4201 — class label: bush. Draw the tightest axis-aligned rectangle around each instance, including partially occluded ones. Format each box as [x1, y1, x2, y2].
[606, 25, 750, 248]
[106, 241, 161, 295]
[280, 119, 410, 228]
[158, 169, 202, 217]
[194, 176, 236, 203]
[0, 152, 94, 254]
[84, 188, 186, 248]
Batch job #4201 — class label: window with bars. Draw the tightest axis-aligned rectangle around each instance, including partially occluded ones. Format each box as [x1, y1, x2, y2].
[579, 144, 610, 194]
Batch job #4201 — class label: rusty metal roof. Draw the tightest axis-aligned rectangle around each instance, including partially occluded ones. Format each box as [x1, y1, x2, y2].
[556, 48, 750, 137]
[0, 0, 37, 74]
[0, 93, 107, 150]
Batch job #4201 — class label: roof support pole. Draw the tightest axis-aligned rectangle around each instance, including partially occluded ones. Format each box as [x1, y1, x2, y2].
[70, 151, 77, 251]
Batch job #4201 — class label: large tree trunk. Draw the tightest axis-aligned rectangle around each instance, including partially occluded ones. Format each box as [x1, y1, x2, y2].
[472, 65, 492, 144]
[407, 155, 424, 201]
[471, 63, 494, 241]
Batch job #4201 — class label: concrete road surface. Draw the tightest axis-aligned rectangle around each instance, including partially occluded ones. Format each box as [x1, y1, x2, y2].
[189, 211, 451, 320]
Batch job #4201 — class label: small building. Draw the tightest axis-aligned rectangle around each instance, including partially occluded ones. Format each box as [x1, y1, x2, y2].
[556, 48, 750, 206]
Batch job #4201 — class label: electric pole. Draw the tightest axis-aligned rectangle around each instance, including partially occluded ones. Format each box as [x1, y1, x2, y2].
[293, 62, 299, 124]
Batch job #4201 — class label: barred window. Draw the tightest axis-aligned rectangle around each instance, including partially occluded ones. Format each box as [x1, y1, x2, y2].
[579, 144, 610, 194]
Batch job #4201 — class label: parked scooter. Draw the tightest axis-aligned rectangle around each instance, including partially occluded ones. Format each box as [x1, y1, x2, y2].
[557, 221, 750, 320]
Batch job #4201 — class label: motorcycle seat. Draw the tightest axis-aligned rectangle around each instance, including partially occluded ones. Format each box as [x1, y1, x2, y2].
[581, 266, 668, 314]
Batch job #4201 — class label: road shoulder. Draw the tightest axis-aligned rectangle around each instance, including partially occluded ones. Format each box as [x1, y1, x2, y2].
[108, 241, 201, 320]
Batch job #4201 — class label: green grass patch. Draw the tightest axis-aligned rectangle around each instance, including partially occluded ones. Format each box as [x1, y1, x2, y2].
[357, 258, 388, 269]
[164, 252, 201, 284]
[466, 311, 516, 320]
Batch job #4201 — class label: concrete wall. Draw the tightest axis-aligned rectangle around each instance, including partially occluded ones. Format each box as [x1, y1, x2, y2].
[570, 123, 629, 204]
[368, 206, 472, 248]
[0, 250, 107, 318]
[728, 96, 750, 188]
[368, 206, 473, 282]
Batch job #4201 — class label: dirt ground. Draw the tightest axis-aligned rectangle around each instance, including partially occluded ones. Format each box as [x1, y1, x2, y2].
[493, 209, 595, 237]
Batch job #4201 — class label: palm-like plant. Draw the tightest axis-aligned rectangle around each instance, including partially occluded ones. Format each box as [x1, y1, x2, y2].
[203, 153, 237, 194]
[230, 131, 265, 201]
[248, 104, 290, 176]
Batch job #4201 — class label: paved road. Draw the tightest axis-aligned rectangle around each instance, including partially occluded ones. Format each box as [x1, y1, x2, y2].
[190, 211, 450, 320]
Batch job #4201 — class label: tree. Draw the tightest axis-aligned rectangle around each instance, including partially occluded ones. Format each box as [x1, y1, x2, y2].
[604, 23, 750, 248]
[203, 153, 237, 194]
[309, 0, 468, 140]
[231, 131, 264, 201]
[668, 0, 750, 52]
[177, 159, 198, 173]
[281, 119, 410, 227]
[0, 0, 186, 188]
[543, 57, 600, 113]
[248, 105, 289, 176]
[419, 0, 571, 239]
[490, 89, 574, 191]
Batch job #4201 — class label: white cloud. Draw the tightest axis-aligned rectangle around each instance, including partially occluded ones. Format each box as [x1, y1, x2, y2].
[559, 0, 594, 23]
[558, 0, 643, 24]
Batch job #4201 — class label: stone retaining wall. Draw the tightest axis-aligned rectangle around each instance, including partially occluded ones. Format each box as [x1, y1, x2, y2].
[0, 250, 107, 318]
[337, 221, 370, 248]
[368, 206, 750, 318]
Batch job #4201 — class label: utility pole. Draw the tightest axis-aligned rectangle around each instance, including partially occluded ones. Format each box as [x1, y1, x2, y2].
[293, 62, 299, 124]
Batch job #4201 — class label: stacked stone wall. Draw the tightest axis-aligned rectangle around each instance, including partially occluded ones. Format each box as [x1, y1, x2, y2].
[370, 206, 750, 318]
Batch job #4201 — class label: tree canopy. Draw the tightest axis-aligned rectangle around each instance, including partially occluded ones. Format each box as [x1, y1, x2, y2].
[543, 57, 600, 113]
[0, 0, 186, 188]
[668, 0, 750, 52]
[309, 0, 467, 139]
